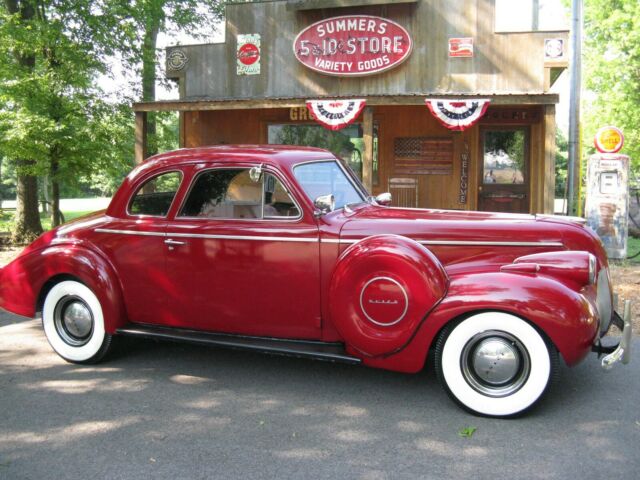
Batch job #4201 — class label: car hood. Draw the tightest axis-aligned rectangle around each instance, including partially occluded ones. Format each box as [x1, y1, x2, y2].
[338, 205, 605, 271]
[340, 205, 559, 244]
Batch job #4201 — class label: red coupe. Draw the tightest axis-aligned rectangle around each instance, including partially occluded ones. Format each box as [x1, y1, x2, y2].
[0, 146, 632, 417]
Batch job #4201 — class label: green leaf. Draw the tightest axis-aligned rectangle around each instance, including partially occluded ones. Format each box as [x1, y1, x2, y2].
[458, 426, 477, 438]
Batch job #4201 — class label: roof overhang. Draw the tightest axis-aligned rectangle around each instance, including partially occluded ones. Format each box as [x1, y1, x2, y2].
[133, 94, 560, 112]
[285, 0, 418, 11]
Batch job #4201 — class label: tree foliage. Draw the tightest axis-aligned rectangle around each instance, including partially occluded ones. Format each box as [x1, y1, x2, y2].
[583, 0, 640, 173]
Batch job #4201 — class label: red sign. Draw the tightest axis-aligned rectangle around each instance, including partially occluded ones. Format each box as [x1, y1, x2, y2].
[238, 43, 259, 66]
[293, 15, 412, 77]
[449, 38, 473, 57]
[594, 126, 624, 153]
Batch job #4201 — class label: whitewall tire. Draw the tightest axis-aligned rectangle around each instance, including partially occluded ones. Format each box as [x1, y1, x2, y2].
[42, 280, 113, 364]
[435, 312, 557, 417]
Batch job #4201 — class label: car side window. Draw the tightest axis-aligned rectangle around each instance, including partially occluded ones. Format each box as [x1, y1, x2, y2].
[263, 173, 300, 218]
[129, 171, 182, 217]
[179, 169, 300, 220]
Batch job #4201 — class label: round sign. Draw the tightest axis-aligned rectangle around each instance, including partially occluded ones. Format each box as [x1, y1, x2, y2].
[293, 15, 413, 77]
[594, 126, 624, 153]
[359, 277, 409, 327]
[238, 43, 260, 66]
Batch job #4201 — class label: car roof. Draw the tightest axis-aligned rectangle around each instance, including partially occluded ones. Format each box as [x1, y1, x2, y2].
[140, 145, 336, 171]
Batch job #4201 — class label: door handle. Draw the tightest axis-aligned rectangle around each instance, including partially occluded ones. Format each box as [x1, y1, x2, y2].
[164, 239, 187, 246]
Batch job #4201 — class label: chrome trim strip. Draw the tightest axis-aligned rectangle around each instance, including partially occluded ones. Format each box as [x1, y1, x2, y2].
[95, 228, 167, 237]
[95, 228, 318, 243]
[167, 232, 318, 243]
[320, 236, 563, 247]
[417, 240, 564, 247]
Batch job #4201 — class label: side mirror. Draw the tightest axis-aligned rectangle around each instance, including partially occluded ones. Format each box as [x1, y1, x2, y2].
[375, 192, 392, 206]
[249, 164, 263, 182]
[314, 194, 335, 215]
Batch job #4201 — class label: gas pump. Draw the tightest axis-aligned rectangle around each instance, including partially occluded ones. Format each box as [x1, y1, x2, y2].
[584, 127, 630, 259]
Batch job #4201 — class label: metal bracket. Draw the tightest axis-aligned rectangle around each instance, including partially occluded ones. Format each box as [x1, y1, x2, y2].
[601, 300, 632, 370]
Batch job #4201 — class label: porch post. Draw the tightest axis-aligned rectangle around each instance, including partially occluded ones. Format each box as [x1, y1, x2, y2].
[135, 111, 148, 165]
[362, 106, 374, 192]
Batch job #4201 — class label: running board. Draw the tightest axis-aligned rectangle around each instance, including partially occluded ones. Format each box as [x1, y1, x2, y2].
[116, 324, 361, 365]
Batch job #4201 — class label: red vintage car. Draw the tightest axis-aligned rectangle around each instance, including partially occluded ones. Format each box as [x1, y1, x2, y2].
[0, 146, 632, 417]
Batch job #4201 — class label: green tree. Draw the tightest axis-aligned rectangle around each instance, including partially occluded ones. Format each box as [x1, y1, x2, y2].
[0, 0, 135, 238]
[114, 1, 224, 157]
[583, 0, 640, 173]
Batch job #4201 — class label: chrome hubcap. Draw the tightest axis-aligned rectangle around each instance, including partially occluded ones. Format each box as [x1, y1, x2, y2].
[461, 331, 530, 397]
[54, 296, 94, 346]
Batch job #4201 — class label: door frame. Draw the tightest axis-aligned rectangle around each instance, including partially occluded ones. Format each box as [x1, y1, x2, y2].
[478, 125, 531, 213]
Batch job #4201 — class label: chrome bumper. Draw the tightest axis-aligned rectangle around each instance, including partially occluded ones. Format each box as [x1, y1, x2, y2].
[595, 300, 632, 370]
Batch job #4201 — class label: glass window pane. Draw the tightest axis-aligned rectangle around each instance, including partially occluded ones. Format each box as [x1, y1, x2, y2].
[180, 169, 262, 219]
[263, 173, 300, 218]
[129, 171, 181, 216]
[294, 161, 364, 209]
[267, 123, 379, 184]
[483, 131, 526, 184]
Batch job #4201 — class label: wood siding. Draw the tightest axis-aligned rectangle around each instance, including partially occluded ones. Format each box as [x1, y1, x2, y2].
[166, 0, 568, 101]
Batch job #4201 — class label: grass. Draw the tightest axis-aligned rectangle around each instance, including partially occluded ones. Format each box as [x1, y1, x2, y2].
[626, 236, 640, 264]
[0, 210, 94, 234]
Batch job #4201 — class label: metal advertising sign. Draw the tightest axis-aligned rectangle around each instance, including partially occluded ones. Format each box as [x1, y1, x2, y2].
[237, 34, 261, 76]
[449, 38, 473, 58]
[594, 126, 624, 153]
[293, 15, 412, 77]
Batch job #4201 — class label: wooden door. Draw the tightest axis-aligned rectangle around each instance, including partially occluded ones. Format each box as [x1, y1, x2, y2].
[478, 127, 530, 213]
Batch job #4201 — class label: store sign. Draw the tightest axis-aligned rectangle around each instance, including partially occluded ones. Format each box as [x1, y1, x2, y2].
[237, 34, 261, 76]
[293, 15, 412, 77]
[594, 126, 624, 153]
[449, 38, 473, 57]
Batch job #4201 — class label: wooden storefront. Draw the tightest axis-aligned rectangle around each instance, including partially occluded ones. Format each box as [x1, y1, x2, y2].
[134, 0, 568, 214]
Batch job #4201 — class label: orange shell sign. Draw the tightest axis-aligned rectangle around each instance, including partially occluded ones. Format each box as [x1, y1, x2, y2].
[594, 126, 624, 153]
[293, 15, 413, 77]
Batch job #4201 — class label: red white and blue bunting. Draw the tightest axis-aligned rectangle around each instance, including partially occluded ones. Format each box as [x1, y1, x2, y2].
[306, 99, 367, 131]
[425, 99, 490, 131]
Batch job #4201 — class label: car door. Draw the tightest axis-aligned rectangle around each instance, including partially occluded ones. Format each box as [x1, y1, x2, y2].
[96, 169, 183, 325]
[163, 164, 322, 339]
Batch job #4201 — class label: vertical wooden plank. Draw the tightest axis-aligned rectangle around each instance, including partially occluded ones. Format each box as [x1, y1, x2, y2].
[543, 104, 557, 213]
[134, 111, 147, 165]
[362, 106, 374, 192]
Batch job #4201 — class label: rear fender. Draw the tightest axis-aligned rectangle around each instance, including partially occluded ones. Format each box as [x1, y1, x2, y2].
[0, 242, 126, 333]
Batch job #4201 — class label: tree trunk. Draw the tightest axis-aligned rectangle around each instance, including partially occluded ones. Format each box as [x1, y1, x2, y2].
[142, 22, 159, 158]
[6, 0, 43, 243]
[50, 157, 61, 227]
[13, 169, 42, 243]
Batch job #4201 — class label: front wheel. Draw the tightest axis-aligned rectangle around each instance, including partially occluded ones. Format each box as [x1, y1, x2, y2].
[435, 312, 558, 417]
[42, 280, 114, 364]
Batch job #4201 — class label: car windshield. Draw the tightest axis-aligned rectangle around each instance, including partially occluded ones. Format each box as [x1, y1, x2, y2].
[293, 160, 366, 210]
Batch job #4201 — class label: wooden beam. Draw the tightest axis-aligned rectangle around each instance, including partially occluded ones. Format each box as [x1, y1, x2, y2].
[286, 0, 417, 10]
[543, 104, 556, 214]
[135, 111, 148, 165]
[362, 107, 374, 193]
[133, 94, 561, 113]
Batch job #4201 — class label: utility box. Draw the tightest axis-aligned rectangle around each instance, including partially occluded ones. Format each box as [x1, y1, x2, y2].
[585, 154, 630, 259]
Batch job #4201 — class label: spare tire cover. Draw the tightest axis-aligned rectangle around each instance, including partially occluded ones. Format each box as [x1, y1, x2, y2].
[329, 235, 448, 357]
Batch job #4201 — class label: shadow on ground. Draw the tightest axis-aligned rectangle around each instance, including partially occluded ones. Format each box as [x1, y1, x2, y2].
[1, 312, 638, 480]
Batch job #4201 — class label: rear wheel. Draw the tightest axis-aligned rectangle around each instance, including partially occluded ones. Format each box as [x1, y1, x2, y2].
[42, 280, 113, 364]
[435, 312, 557, 417]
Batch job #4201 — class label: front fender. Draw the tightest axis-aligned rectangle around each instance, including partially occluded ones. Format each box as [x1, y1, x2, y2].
[362, 271, 599, 373]
[0, 242, 126, 333]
